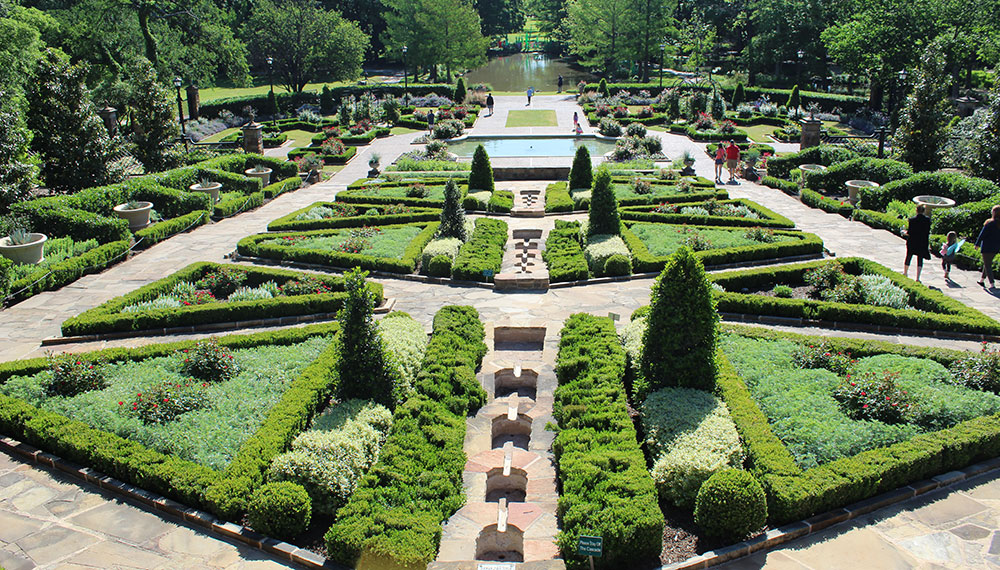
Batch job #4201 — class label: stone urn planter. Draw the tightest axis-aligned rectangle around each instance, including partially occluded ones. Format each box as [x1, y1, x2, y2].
[0, 231, 46, 265]
[112, 201, 154, 230]
[913, 195, 956, 216]
[245, 166, 272, 187]
[797, 163, 827, 196]
[190, 180, 222, 203]
[845, 180, 879, 207]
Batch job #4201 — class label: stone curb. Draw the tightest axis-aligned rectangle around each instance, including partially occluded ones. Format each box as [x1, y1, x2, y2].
[41, 299, 396, 345]
[0, 436, 350, 570]
[660, 456, 1000, 569]
[720, 312, 1000, 343]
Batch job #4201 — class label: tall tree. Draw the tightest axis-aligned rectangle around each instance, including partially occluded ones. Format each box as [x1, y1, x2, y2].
[624, 0, 675, 82]
[893, 43, 950, 172]
[122, 56, 178, 173]
[382, 0, 487, 81]
[565, 0, 631, 77]
[248, 0, 368, 92]
[322, 0, 387, 56]
[970, 75, 1000, 183]
[475, 0, 525, 37]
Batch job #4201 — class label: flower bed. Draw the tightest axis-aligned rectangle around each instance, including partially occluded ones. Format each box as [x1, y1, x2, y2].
[568, 180, 726, 210]
[620, 198, 795, 229]
[338, 178, 468, 208]
[237, 222, 439, 274]
[267, 202, 441, 232]
[61, 263, 384, 337]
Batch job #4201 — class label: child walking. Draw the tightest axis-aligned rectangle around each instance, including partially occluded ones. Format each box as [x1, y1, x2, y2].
[941, 231, 958, 280]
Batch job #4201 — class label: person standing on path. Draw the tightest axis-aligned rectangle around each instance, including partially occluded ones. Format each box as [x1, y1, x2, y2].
[975, 204, 1000, 288]
[903, 204, 931, 283]
[426, 110, 436, 133]
[725, 140, 740, 183]
[714, 145, 726, 183]
[527, 87, 534, 106]
[558, 75, 564, 93]
[486, 93, 495, 116]
[941, 231, 959, 280]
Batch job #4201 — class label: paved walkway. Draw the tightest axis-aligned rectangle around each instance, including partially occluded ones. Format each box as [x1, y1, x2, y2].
[2, 94, 1000, 569]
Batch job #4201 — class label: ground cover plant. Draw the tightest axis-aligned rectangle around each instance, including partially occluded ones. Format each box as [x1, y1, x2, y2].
[6, 236, 101, 282]
[570, 177, 720, 210]
[620, 198, 795, 229]
[267, 202, 440, 232]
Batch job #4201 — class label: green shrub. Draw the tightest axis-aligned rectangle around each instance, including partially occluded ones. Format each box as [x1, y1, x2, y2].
[569, 146, 593, 190]
[428, 254, 453, 277]
[45, 355, 106, 397]
[833, 370, 914, 423]
[584, 234, 630, 277]
[379, 312, 428, 392]
[122, 379, 209, 424]
[454, 78, 466, 103]
[732, 82, 745, 107]
[452, 218, 508, 282]
[639, 247, 719, 400]
[773, 284, 793, 297]
[786, 85, 800, 108]
[546, 181, 575, 212]
[603, 253, 632, 276]
[337, 269, 396, 408]
[205, 476, 253, 522]
[694, 469, 767, 541]
[806, 157, 913, 193]
[861, 172, 999, 213]
[791, 341, 857, 375]
[766, 145, 858, 179]
[179, 339, 240, 382]
[949, 344, 1000, 393]
[421, 237, 462, 271]
[543, 228, 589, 282]
[438, 179, 467, 240]
[587, 169, 620, 237]
[468, 144, 494, 193]
[248, 481, 312, 539]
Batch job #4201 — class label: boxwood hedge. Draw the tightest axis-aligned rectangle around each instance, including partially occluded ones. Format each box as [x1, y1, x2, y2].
[451, 218, 508, 282]
[620, 198, 795, 229]
[268, 202, 441, 232]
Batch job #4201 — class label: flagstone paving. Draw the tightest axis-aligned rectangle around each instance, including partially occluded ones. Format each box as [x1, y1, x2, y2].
[2, 94, 1000, 569]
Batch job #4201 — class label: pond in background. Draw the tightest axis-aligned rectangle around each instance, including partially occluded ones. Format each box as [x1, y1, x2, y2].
[462, 53, 597, 93]
[447, 136, 616, 158]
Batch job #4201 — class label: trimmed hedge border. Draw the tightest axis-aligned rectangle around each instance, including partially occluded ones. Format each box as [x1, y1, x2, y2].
[710, 257, 1000, 336]
[545, 182, 574, 213]
[572, 188, 730, 211]
[261, 177, 303, 200]
[620, 198, 796, 229]
[543, 227, 589, 283]
[236, 222, 440, 274]
[60, 262, 383, 337]
[452, 218, 508, 282]
[267, 203, 441, 232]
[622, 222, 824, 273]
[554, 314, 664, 569]
[6, 240, 132, 306]
[134, 210, 210, 249]
[286, 146, 357, 165]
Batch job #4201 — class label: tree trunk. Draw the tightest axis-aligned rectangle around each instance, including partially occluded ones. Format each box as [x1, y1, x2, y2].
[137, 7, 157, 66]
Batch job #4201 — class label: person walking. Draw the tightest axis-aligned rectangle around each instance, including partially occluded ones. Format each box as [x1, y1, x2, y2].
[975, 204, 1000, 288]
[486, 93, 495, 116]
[903, 204, 931, 283]
[714, 145, 726, 183]
[725, 140, 740, 183]
[557, 75, 564, 93]
[527, 86, 534, 106]
[426, 110, 436, 132]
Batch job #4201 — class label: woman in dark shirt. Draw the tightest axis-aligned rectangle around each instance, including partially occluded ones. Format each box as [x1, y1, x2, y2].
[903, 204, 931, 283]
[975, 205, 1000, 288]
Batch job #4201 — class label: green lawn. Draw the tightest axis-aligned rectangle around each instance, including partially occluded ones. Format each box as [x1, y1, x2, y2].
[506, 109, 558, 127]
[630, 224, 797, 256]
[198, 77, 396, 103]
[742, 123, 779, 143]
[265, 225, 424, 259]
[199, 127, 239, 143]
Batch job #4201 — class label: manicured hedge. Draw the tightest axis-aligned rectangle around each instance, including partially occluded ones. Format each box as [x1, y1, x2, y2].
[10, 200, 131, 243]
[152, 166, 262, 196]
[325, 306, 487, 568]
[268, 203, 441, 232]
[805, 157, 913, 193]
[200, 154, 299, 181]
[60, 262, 383, 337]
[667, 123, 749, 142]
[581, 83, 867, 113]
[543, 226, 589, 282]
[236, 222, 439, 274]
[6, 240, 132, 306]
[134, 210, 211, 249]
[765, 145, 859, 179]
[761, 176, 800, 196]
[553, 314, 664, 569]
[620, 198, 796, 229]
[800, 188, 854, 217]
[199, 84, 459, 118]
[573, 188, 730, 211]
[286, 146, 357, 165]
[710, 257, 1000, 335]
[623, 223, 824, 273]
[337, 180, 469, 208]
[261, 176, 303, 199]
[545, 182, 575, 212]
[452, 218, 508, 282]
[858, 172, 999, 213]
[932, 195, 1000, 241]
[487, 190, 514, 213]
[215, 191, 265, 218]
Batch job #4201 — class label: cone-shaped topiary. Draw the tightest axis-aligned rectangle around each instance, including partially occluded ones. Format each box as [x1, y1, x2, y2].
[454, 77, 466, 104]
[787, 85, 800, 109]
[468, 144, 494, 192]
[598, 78, 609, 97]
[638, 246, 718, 400]
[438, 179, 467, 240]
[732, 82, 745, 107]
[337, 268, 397, 408]
[569, 145, 593, 190]
[587, 168, 620, 238]
[267, 89, 278, 117]
[321, 86, 335, 114]
[694, 469, 767, 541]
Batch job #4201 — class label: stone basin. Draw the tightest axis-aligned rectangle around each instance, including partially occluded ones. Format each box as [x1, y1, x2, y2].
[912, 195, 956, 216]
[845, 179, 879, 206]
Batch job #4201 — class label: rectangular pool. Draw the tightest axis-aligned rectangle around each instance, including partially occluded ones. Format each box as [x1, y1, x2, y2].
[447, 136, 617, 158]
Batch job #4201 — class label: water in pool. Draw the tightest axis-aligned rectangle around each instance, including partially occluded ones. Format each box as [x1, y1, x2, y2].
[447, 137, 617, 158]
[463, 53, 596, 93]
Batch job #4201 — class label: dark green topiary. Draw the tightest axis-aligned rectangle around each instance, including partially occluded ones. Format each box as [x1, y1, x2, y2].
[206, 476, 254, 522]
[694, 469, 767, 541]
[587, 168, 620, 238]
[787, 85, 801, 109]
[569, 145, 592, 190]
[428, 254, 453, 277]
[320, 86, 335, 114]
[603, 253, 632, 276]
[454, 77, 466, 104]
[598, 78, 609, 97]
[732, 82, 746, 107]
[893, 43, 951, 172]
[438, 179, 467, 240]
[336, 268, 397, 408]
[267, 89, 278, 117]
[638, 246, 718, 400]
[468, 144, 494, 192]
[248, 481, 311, 540]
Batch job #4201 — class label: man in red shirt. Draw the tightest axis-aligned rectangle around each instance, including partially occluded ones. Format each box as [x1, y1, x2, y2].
[725, 140, 740, 184]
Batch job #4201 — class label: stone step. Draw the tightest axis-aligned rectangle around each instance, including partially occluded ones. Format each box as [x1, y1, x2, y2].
[511, 207, 545, 218]
[512, 229, 544, 240]
[494, 273, 550, 291]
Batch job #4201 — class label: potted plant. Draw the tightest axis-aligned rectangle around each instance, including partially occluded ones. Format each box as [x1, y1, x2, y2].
[681, 150, 696, 175]
[112, 199, 154, 230]
[0, 227, 46, 265]
[367, 152, 381, 178]
[245, 163, 273, 187]
[295, 154, 323, 183]
[189, 177, 222, 203]
[742, 148, 761, 182]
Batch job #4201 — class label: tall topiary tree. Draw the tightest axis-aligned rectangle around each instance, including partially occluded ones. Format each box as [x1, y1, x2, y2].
[125, 57, 178, 173]
[468, 144, 494, 192]
[710, 90, 726, 119]
[569, 145, 592, 190]
[336, 268, 396, 409]
[26, 48, 123, 193]
[893, 45, 950, 172]
[786, 85, 801, 109]
[438, 178, 467, 240]
[639, 246, 718, 400]
[454, 77, 466, 104]
[598, 78, 609, 97]
[268, 89, 279, 118]
[732, 82, 745, 107]
[320, 85, 335, 114]
[970, 73, 1000, 183]
[587, 168, 620, 237]
[0, 90, 36, 211]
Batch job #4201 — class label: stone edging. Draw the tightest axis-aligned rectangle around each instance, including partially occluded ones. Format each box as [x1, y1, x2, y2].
[661, 456, 1000, 570]
[721, 312, 1000, 343]
[41, 299, 397, 346]
[0, 436, 349, 570]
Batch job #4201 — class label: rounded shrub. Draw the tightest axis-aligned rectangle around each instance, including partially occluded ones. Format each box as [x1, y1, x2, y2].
[248, 481, 312, 540]
[428, 254, 453, 277]
[694, 469, 767, 541]
[206, 476, 254, 522]
[603, 254, 632, 276]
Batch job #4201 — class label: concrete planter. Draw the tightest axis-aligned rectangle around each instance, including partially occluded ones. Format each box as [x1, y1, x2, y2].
[0, 233, 46, 265]
[845, 180, 879, 206]
[190, 182, 222, 204]
[913, 195, 956, 216]
[112, 201, 153, 230]
[244, 167, 272, 187]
